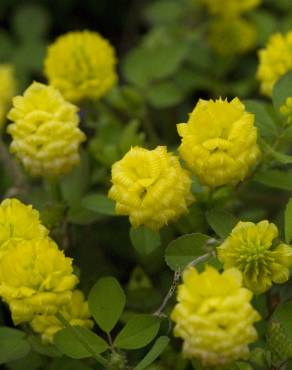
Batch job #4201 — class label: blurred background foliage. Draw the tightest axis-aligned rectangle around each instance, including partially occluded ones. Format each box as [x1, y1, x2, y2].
[1, 1, 292, 369]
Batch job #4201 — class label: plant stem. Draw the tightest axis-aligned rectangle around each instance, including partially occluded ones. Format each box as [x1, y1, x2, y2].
[45, 177, 62, 203]
[153, 251, 215, 317]
[56, 312, 109, 368]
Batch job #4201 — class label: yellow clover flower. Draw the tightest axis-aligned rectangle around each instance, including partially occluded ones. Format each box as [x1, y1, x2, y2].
[177, 98, 260, 188]
[0, 64, 17, 128]
[257, 31, 292, 96]
[31, 290, 93, 343]
[0, 198, 48, 250]
[7, 82, 86, 177]
[201, 0, 261, 16]
[44, 30, 117, 103]
[108, 146, 194, 230]
[208, 18, 257, 56]
[217, 221, 292, 294]
[171, 266, 260, 367]
[0, 238, 78, 324]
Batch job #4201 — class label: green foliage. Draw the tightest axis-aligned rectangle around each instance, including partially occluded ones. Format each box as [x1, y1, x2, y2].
[88, 277, 126, 332]
[206, 209, 237, 238]
[0, 327, 30, 364]
[272, 71, 292, 113]
[285, 198, 292, 243]
[133, 337, 170, 370]
[165, 233, 210, 271]
[130, 226, 161, 254]
[114, 315, 160, 349]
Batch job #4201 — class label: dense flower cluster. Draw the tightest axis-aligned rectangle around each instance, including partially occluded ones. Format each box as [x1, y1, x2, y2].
[0, 238, 78, 324]
[31, 290, 94, 343]
[7, 82, 86, 177]
[108, 146, 194, 230]
[0, 198, 48, 250]
[0, 64, 16, 128]
[217, 221, 292, 294]
[0, 198, 92, 343]
[171, 266, 260, 367]
[201, 0, 261, 16]
[208, 18, 257, 56]
[44, 30, 117, 102]
[177, 98, 260, 187]
[257, 32, 292, 96]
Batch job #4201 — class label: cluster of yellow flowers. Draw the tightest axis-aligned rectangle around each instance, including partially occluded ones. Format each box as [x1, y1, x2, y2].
[257, 31, 292, 96]
[0, 64, 17, 128]
[0, 198, 92, 342]
[108, 146, 194, 230]
[171, 266, 260, 367]
[202, 0, 260, 55]
[4, 30, 117, 178]
[109, 98, 260, 230]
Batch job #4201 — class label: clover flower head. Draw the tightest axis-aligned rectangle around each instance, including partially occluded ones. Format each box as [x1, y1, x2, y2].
[0, 64, 16, 128]
[201, 0, 261, 16]
[44, 30, 117, 102]
[257, 31, 292, 96]
[217, 220, 292, 294]
[31, 290, 93, 343]
[208, 18, 257, 56]
[0, 198, 48, 250]
[177, 98, 260, 187]
[7, 82, 86, 177]
[0, 238, 78, 324]
[108, 146, 194, 230]
[171, 266, 260, 367]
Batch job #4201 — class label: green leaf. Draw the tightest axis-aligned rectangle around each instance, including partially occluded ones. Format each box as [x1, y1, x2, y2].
[144, 1, 183, 24]
[146, 81, 183, 108]
[123, 41, 189, 87]
[0, 327, 30, 365]
[206, 209, 237, 238]
[130, 226, 161, 254]
[54, 326, 108, 359]
[272, 301, 292, 342]
[61, 151, 89, 205]
[285, 199, 292, 244]
[272, 71, 292, 113]
[133, 336, 169, 370]
[28, 335, 61, 358]
[88, 277, 126, 332]
[82, 194, 116, 216]
[165, 233, 210, 271]
[254, 170, 292, 191]
[244, 100, 278, 142]
[114, 315, 160, 349]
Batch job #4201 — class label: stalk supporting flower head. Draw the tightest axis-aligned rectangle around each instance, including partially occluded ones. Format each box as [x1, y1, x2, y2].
[31, 290, 93, 343]
[0, 198, 48, 250]
[44, 30, 117, 103]
[0, 238, 78, 324]
[7, 82, 86, 177]
[208, 18, 257, 56]
[217, 220, 292, 294]
[108, 146, 194, 230]
[257, 31, 292, 96]
[177, 98, 260, 188]
[171, 266, 260, 367]
[0, 64, 17, 128]
[201, 0, 261, 16]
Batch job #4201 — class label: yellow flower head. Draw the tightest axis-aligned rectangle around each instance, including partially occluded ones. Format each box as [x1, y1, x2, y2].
[31, 290, 94, 343]
[177, 98, 260, 188]
[44, 30, 117, 102]
[7, 82, 86, 177]
[0, 238, 78, 324]
[0, 198, 48, 250]
[257, 31, 292, 96]
[208, 18, 257, 56]
[217, 221, 292, 294]
[171, 266, 260, 367]
[201, 0, 261, 16]
[0, 64, 17, 128]
[108, 146, 194, 230]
